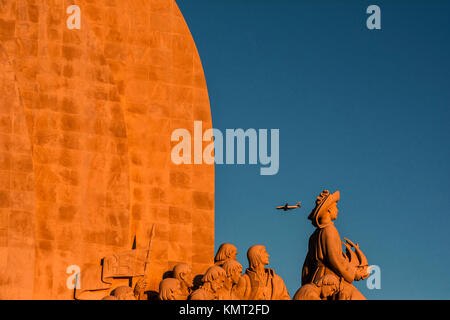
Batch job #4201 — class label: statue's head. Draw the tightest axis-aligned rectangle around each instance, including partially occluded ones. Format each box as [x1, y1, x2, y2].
[201, 266, 226, 293]
[110, 286, 135, 300]
[222, 259, 243, 285]
[173, 263, 193, 288]
[247, 245, 270, 269]
[158, 278, 183, 300]
[214, 243, 237, 265]
[315, 274, 340, 299]
[308, 190, 340, 228]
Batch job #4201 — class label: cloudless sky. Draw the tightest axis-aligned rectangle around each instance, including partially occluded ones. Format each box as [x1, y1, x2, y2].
[177, 0, 450, 299]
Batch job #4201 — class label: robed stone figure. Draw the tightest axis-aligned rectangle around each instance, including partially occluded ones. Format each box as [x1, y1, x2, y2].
[235, 245, 290, 300]
[300, 190, 369, 300]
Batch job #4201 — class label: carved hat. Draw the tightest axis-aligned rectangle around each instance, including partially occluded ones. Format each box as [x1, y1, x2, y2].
[308, 190, 340, 228]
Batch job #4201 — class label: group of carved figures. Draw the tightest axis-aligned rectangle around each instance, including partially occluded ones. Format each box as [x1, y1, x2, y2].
[101, 190, 371, 300]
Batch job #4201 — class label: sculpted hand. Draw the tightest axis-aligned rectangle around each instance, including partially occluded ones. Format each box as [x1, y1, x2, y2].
[354, 266, 370, 281]
[134, 278, 148, 299]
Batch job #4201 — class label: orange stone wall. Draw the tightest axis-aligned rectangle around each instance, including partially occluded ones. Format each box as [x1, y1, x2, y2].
[0, 0, 214, 299]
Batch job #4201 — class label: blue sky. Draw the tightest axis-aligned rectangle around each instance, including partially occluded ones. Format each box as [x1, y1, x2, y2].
[177, 0, 450, 299]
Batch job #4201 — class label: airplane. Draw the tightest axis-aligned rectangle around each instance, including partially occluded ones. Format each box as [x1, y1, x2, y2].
[276, 202, 301, 211]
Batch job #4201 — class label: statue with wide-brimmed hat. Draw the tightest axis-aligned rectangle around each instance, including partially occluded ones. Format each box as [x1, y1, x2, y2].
[297, 190, 370, 300]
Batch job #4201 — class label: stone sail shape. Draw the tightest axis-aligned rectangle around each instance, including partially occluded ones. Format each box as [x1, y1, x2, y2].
[0, 0, 214, 299]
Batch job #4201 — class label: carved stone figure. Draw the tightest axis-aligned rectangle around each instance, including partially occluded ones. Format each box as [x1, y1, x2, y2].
[214, 243, 238, 266]
[173, 264, 194, 299]
[293, 274, 341, 300]
[300, 190, 370, 300]
[110, 286, 136, 300]
[189, 266, 226, 300]
[235, 245, 290, 300]
[0, 0, 215, 301]
[219, 260, 243, 300]
[133, 278, 148, 300]
[74, 227, 155, 300]
[158, 278, 184, 300]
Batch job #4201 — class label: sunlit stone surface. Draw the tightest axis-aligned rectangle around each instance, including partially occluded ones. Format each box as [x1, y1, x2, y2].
[0, 0, 214, 300]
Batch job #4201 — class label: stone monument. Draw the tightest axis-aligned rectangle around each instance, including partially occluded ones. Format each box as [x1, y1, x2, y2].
[0, 0, 374, 302]
[0, 0, 214, 300]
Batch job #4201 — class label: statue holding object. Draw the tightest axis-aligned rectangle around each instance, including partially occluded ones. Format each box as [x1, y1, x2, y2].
[296, 190, 370, 300]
